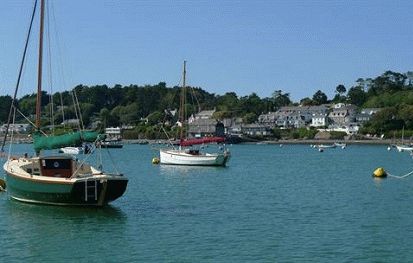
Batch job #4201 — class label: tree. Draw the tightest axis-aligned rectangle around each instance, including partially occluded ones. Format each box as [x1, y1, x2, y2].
[332, 85, 347, 103]
[312, 90, 328, 105]
[398, 105, 413, 129]
[239, 93, 264, 116]
[335, 84, 346, 95]
[216, 92, 239, 113]
[347, 86, 367, 106]
[213, 111, 233, 120]
[243, 112, 257, 124]
[272, 90, 291, 108]
[0, 96, 12, 123]
[362, 107, 403, 134]
[147, 111, 164, 125]
[300, 97, 313, 106]
[99, 108, 111, 128]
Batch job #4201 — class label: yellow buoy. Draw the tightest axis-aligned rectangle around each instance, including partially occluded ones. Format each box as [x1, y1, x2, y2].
[152, 157, 160, 164]
[373, 167, 387, 178]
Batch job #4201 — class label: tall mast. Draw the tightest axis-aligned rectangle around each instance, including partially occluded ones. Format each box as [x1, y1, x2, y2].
[36, 0, 45, 129]
[179, 61, 186, 141]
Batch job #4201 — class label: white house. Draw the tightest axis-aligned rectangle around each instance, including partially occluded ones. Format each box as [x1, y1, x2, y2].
[311, 113, 328, 127]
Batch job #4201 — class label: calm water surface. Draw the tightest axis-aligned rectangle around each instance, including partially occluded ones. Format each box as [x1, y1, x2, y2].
[1, 144, 413, 262]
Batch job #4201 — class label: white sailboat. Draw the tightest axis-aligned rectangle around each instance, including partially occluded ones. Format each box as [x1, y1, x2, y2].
[317, 144, 337, 149]
[395, 145, 413, 152]
[395, 127, 413, 152]
[159, 61, 230, 166]
[59, 146, 84, 155]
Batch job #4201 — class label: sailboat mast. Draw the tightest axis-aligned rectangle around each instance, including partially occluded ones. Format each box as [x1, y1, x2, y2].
[36, 0, 45, 129]
[180, 60, 186, 141]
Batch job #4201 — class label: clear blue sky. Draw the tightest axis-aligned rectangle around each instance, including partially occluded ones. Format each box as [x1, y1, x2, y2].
[1, 0, 412, 102]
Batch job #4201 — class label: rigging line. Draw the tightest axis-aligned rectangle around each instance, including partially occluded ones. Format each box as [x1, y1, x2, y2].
[46, 0, 55, 134]
[14, 107, 48, 136]
[184, 67, 201, 113]
[70, 90, 81, 130]
[50, 0, 65, 87]
[190, 87, 201, 113]
[73, 90, 85, 130]
[72, 140, 99, 176]
[387, 170, 413, 179]
[60, 92, 65, 129]
[104, 147, 120, 175]
[161, 125, 176, 149]
[7, 107, 17, 160]
[1, 0, 38, 152]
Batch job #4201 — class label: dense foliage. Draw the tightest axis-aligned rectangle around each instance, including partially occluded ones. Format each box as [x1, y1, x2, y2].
[1, 70, 413, 138]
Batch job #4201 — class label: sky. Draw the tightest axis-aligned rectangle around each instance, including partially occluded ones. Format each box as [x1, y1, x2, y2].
[1, 0, 413, 102]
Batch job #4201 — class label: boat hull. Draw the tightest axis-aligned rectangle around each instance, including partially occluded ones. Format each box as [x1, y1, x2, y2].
[395, 145, 413, 152]
[160, 149, 230, 166]
[317, 144, 336, 149]
[4, 169, 128, 206]
[59, 146, 84, 155]
[100, 143, 123, 148]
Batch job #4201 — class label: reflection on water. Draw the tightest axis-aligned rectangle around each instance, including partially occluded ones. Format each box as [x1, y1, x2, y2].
[158, 164, 224, 177]
[5, 198, 127, 221]
[373, 176, 385, 188]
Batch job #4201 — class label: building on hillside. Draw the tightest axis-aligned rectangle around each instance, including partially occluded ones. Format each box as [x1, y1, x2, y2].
[355, 113, 371, 124]
[241, 123, 271, 136]
[61, 119, 80, 127]
[258, 105, 329, 128]
[311, 113, 329, 127]
[186, 108, 225, 138]
[105, 127, 122, 140]
[327, 123, 360, 135]
[360, 108, 380, 115]
[328, 104, 357, 126]
[188, 109, 215, 124]
[187, 119, 225, 138]
[258, 112, 278, 128]
[0, 123, 31, 134]
[288, 112, 307, 128]
[356, 108, 381, 124]
[222, 118, 243, 137]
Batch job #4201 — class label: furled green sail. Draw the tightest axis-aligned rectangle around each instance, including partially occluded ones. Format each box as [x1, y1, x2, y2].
[81, 131, 103, 142]
[33, 131, 104, 152]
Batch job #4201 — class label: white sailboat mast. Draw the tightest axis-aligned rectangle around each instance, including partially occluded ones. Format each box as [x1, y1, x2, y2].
[179, 60, 187, 141]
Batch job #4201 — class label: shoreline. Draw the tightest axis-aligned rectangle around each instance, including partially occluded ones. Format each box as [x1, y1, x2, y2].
[123, 138, 394, 146]
[6, 138, 394, 146]
[254, 139, 393, 145]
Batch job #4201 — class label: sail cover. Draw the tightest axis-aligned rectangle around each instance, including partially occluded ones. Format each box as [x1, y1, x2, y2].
[180, 136, 225, 147]
[33, 131, 102, 152]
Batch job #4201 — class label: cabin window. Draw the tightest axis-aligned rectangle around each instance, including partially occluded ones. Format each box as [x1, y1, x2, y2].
[40, 158, 72, 178]
[42, 159, 71, 169]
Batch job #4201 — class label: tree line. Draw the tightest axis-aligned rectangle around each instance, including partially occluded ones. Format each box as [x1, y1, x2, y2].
[1, 70, 413, 138]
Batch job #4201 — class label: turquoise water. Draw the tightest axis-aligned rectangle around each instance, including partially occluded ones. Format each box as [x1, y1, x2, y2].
[1, 144, 413, 262]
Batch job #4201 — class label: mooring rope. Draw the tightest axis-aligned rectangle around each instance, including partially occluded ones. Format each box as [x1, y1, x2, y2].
[387, 170, 413, 179]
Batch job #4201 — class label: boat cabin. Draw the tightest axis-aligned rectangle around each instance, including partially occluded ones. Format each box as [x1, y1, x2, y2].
[20, 156, 93, 178]
[40, 157, 73, 178]
[185, 149, 200, 155]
